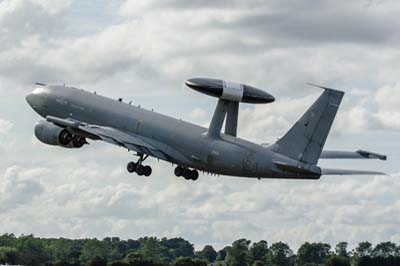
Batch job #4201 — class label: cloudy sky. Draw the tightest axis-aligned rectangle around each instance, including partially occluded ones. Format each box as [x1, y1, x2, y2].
[1, 0, 400, 251]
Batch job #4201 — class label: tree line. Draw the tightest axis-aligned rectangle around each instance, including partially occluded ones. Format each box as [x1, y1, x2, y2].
[0, 234, 399, 266]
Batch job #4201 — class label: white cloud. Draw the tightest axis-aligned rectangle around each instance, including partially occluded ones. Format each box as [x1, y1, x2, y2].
[0, 166, 45, 211]
[0, 118, 13, 135]
[1, 160, 399, 250]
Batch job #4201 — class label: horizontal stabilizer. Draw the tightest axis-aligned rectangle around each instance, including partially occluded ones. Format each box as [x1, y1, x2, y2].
[321, 150, 387, 160]
[321, 168, 386, 176]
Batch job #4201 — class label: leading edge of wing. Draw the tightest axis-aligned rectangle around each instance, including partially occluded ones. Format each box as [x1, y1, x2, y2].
[320, 150, 387, 160]
[321, 168, 387, 176]
[46, 115, 190, 164]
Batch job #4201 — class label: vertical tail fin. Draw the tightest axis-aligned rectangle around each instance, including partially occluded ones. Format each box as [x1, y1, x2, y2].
[272, 85, 344, 165]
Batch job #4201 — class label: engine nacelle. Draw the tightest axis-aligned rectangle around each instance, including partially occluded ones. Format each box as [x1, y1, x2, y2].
[34, 120, 86, 148]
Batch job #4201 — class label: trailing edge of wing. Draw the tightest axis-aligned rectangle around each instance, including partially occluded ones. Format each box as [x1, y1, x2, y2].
[321, 168, 386, 176]
[320, 150, 387, 160]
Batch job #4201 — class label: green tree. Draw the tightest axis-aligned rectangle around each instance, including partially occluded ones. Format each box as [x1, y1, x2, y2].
[0, 246, 19, 265]
[250, 241, 268, 263]
[124, 252, 164, 266]
[161, 237, 194, 259]
[265, 242, 293, 266]
[138, 237, 169, 264]
[47, 238, 82, 266]
[335, 242, 348, 257]
[372, 242, 397, 258]
[109, 260, 130, 266]
[296, 242, 331, 265]
[15, 235, 50, 266]
[173, 257, 207, 266]
[225, 239, 251, 266]
[79, 239, 109, 265]
[326, 256, 351, 266]
[197, 245, 217, 262]
[0, 234, 17, 247]
[216, 247, 229, 261]
[87, 255, 107, 266]
[353, 242, 373, 257]
[252, 260, 265, 266]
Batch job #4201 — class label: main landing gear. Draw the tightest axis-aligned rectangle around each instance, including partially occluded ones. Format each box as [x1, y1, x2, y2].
[174, 166, 199, 181]
[127, 154, 152, 176]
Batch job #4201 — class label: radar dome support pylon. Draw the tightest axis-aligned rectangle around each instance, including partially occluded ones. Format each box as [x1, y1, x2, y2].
[185, 77, 275, 138]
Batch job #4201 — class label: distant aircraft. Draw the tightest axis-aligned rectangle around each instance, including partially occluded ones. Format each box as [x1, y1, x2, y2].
[26, 78, 386, 180]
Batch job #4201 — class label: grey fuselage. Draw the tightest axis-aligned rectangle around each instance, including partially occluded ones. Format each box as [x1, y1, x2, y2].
[28, 85, 312, 179]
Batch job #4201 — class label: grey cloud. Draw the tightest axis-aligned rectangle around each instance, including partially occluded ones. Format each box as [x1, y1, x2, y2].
[123, 0, 400, 45]
[217, 11, 399, 45]
[0, 166, 45, 211]
[0, 0, 70, 50]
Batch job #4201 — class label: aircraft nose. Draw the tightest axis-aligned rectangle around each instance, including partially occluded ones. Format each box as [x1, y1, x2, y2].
[26, 87, 48, 115]
[26, 93, 39, 109]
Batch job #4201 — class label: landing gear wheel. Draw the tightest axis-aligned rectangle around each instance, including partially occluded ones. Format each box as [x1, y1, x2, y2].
[183, 169, 192, 180]
[174, 166, 183, 177]
[127, 162, 137, 173]
[191, 170, 199, 181]
[143, 166, 152, 177]
[136, 165, 145, 176]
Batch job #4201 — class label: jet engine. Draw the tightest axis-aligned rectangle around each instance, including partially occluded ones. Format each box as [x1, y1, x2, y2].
[34, 120, 86, 148]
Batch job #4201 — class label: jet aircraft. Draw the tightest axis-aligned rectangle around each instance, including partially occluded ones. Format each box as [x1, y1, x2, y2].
[26, 78, 386, 180]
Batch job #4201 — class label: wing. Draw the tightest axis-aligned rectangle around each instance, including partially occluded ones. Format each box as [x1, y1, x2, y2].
[321, 168, 386, 175]
[46, 116, 190, 164]
[320, 150, 387, 160]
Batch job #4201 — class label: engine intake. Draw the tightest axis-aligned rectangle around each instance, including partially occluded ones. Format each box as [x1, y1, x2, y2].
[34, 120, 86, 148]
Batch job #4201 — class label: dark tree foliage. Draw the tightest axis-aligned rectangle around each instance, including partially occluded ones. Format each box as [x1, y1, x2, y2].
[225, 239, 251, 266]
[326, 256, 351, 266]
[161, 237, 195, 259]
[356, 256, 400, 266]
[250, 240, 268, 263]
[14, 234, 51, 266]
[124, 252, 164, 266]
[0, 234, 398, 266]
[251, 260, 265, 266]
[296, 242, 331, 265]
[0, 246, 18, 265]
[108, 260, 129, 266]
[371, 242, 397, 258]
[335, 242, 348, 257]
[196, 245, 217, 262]
[354, 242, 373, 257]
[266, 241, 294, 266]
[86, 255, 107, 266]
[173, 257, 207, 266]
[216, 247, 229, 261]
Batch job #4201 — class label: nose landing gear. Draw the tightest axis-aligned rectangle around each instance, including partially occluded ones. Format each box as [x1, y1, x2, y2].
[174, 166, 199, 181]
[127, 154, 152, 177]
